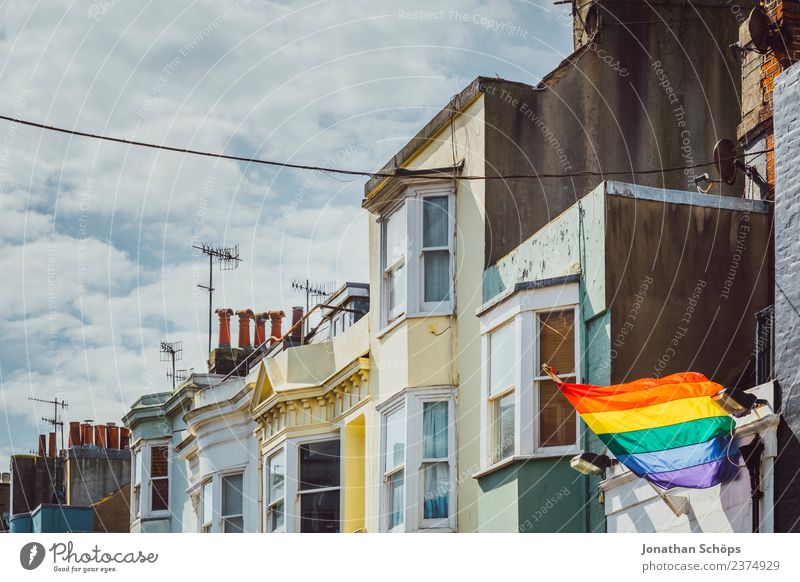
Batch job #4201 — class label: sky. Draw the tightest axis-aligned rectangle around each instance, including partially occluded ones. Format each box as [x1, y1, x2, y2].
[0, 0, 572, 469]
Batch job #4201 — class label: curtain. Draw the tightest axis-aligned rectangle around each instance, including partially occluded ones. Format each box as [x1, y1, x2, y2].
[390, 473, 404, 529]
[222, 474, 243, 516]
[423, 463, 449, 520]
[423, 196, 448, 247]
[496, 393, 515, 461]
[424, 251, 449, 302]
[423, 401, 448, 459]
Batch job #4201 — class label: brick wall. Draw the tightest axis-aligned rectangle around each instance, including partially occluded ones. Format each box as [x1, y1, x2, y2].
[773, 59, 800, 532]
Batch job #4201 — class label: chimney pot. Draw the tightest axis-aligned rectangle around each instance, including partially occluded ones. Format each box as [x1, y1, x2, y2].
[291, 306, 304, 343]
[69, 421, 82, 447]
[236, 309, 255, 349]
[215, 308, 234, 348]
[269, 310, 286, 345]
[254, 312, 269, 347]
[48, 432, 56, 458]
[95, 424, 108, 448]
[38, 434, 47, 457]
[120, 427, 131, 450]
[82, 422, 94, 446]
[107, 424, 120, 449]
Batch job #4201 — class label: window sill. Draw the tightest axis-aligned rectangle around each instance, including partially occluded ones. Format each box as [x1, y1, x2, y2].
[472, 450, 582, 479]
[376, 310, 455, 339]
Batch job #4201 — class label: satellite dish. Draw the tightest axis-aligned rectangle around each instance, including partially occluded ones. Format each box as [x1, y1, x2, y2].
[748, 6, 772, 54]
[713, 139, 739, 185]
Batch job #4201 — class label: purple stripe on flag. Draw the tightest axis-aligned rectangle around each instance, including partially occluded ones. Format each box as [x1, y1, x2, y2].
[645, 455, 741, 490]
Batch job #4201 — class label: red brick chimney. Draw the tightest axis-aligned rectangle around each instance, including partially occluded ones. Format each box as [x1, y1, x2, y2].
[269, 310, 286, 345]
[236, 309, 254, 349]
[120, 427, 131, 449]
[82, 422, 93, 446]
[215, 308, 234, 348]
[95, 424, 107, 448]
[38, 434, 46, 457]
[290, 306, 304, 343]
[68, 421, 81, 447]
[107, 423, 120, 449]
[254, 312, 268, 346]
[48, 432, 56, 458]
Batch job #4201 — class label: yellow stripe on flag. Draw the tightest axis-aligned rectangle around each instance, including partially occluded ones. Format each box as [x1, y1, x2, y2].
[580, 396, 728, 435]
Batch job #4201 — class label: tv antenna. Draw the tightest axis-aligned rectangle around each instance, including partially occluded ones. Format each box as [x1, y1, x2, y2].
[194, 243, 242, 354]
[29, 396, 68, 454]
[291, 279, 334, 333]
[160, 340, 184, 389]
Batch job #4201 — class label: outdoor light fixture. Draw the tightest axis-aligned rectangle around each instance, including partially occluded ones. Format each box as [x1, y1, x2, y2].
[570, 453, 613, 476]
[712, 388, 766, 418]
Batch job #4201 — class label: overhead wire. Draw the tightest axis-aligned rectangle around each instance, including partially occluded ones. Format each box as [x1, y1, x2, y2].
[0, 113, 773, 182]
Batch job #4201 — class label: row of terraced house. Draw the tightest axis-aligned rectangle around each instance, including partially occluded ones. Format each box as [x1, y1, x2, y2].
[121, 0, 800, 533]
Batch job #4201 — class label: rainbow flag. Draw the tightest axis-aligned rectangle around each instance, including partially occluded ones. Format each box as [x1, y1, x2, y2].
[557, 372, 740, 489]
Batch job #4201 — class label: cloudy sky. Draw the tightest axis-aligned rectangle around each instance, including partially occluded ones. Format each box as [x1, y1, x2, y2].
[0, 1, 571, 468]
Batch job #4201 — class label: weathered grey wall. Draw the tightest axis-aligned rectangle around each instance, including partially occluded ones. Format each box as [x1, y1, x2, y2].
[483, 0, 750, 266]
[9, 455, 62, 515]
[604, 193, 770, 388]
[66, 447, 131, 507]
[773, 60, 800, 532]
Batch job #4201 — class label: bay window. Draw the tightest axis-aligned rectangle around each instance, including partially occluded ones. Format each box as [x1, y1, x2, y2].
[266, 450, 286, 532]
[479, 281, 582, 471]
[265, 436, 341, 533]
[221, 474, 244, 533]
[489, 322, 517, 463]
[535, 310, 577, 449]
[383, 407, 405, 531]
[150, 445, 169, 512]
[379, 389, 456, 532]
[200, 480, 213, 533]
[298, 440, 341, 533]
[379, 187, 455, 328]
[131, 450, 142, 520]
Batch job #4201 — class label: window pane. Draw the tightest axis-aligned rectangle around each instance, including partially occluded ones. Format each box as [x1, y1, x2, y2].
[423, 402, 448, 459]
[494, 393, 515, 462]
[270, 501, 284, 531]
[222, 474, 243, 517]
[268, 451, 285, 503]
[202, 481, 213, 527]
[300, 490, 340, 533]
[489, 323, 516, 395]
[389, 472, 404, 529]
[385, 205, 406, 265]
[423, 463, 449, 520]
[299, 440, 340, 490]
[150, 446, 168, 477]
[388, 263, 406, 318]
[423, 196, 449, 248]
[423, 250, 450, 303]
[384, 408, 405, 471]
[151, 478, 169, 512]
[539, 310, 575, 375]
[223, 516, 244, 533]
[538, 379, 577, 447]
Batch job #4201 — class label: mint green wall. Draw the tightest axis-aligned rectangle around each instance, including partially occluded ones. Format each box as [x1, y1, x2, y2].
[477, 459, 604, 533]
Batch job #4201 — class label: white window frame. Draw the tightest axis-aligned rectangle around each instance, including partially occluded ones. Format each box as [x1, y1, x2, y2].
[378, 387, 457, 532]
[487, 319, 519, 464]
[379, 186, 456, 330]
[131, 450, 142, 522]
[533, 308, 581, 455]
[200, 478, 213, 533]
[130, 439, 171, 521]
[220, 471, 245, 533]
[264, 434, 342, 533]
[479, 282, 582, 471]
[264, 448, 287, 533]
